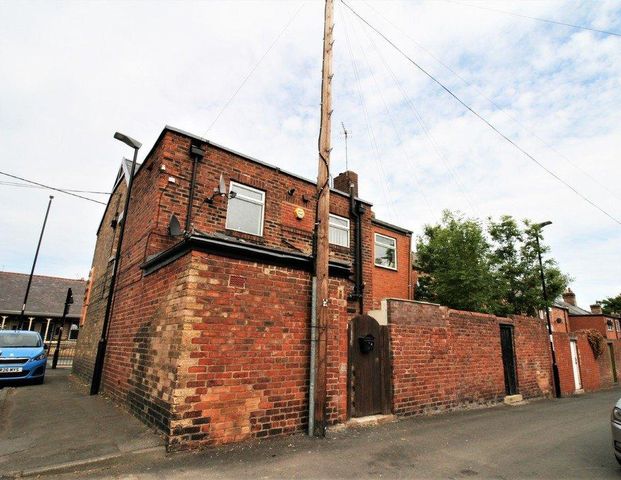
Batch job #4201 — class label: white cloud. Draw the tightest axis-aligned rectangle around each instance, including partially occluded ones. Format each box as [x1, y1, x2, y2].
[0, 0, 619, 306]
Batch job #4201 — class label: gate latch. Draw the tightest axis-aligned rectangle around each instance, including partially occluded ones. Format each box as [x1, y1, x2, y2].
[358, 334, 375, 354]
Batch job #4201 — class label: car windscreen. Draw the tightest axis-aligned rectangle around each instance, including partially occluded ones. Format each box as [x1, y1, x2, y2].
[0, 333, 42, 348]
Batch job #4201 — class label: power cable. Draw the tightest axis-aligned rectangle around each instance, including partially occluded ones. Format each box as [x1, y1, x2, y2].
[0, 171, 107, 205]
[344, 11, 437, 222]
[339, 5, 398, 223]
[341, 0, 621, 227]
[444, 0, 621, 38]
[362, 0, 621, 203]
[202, 2, 306, 137]
[0, 180, 110, 195]
[351, 9, 479, 218]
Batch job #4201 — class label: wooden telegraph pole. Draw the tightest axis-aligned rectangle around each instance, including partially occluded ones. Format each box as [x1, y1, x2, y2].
[313, 0, 334, 437]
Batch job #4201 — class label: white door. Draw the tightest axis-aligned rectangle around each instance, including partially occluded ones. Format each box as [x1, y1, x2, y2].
[570, 340, 582, 391]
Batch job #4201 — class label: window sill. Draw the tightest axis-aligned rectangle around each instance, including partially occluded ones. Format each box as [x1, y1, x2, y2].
[374, 263, 397, 271]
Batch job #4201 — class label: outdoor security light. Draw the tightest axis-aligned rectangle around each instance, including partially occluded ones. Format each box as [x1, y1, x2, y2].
[114, 132, 142, 150]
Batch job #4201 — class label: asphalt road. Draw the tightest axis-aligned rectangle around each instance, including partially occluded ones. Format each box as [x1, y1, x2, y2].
[41, 388, 621, 479]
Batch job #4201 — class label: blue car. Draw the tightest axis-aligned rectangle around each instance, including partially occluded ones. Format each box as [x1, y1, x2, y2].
[0, 330, 47, 385]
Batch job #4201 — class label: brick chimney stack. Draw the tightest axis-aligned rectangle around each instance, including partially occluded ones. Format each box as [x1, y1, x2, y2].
[562, 288, 576, 306]
[590, 304, 603, 315]
[333, 171, 358, 198]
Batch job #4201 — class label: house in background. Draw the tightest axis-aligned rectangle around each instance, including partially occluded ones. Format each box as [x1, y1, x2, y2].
[556, 288, 621, 339]
[552, 288, 621, 390]
[0, 271, 85, 341]
[73, 125, 413, 449]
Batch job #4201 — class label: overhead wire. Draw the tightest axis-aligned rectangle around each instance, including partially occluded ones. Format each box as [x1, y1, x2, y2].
[0, 171, 107, 205]
[351, 7, 480, 219]
[339, 4, 398, 223]
[344, 10, 437, 222]
[362, 0, 621, 203]
[0, 180, 110, 195]
[443, 0, 621, 38]
[340, 0, 621, 227]
[202, 1, 306, 137]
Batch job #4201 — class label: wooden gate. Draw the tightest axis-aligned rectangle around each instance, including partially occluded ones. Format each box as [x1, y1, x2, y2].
[349, 315, 392, 418]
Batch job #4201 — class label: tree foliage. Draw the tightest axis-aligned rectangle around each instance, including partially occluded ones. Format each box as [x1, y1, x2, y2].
[415, 211, 570, 317]
[599, 294, 621, 315]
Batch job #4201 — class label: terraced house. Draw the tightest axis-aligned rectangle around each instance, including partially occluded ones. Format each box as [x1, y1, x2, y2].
[73, 125, 414, 449]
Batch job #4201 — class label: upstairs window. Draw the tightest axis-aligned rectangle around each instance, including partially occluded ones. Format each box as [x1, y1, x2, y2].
[225, 181, 265, 236]
[374, 233, 397, 270]
[329, 214, 350, 248]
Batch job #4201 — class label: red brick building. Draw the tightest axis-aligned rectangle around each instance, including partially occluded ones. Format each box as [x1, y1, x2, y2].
[550, 289, 621, 396]
[73, 126, 414, 448]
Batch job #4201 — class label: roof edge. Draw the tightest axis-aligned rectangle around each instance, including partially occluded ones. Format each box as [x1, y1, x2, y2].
[162, 125, 374, 206]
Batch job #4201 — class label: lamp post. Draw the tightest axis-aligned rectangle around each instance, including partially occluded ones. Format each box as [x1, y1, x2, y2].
[535, 220, 561, 398]
[19, 195, 54, 330]
[90, 132, 141, 395]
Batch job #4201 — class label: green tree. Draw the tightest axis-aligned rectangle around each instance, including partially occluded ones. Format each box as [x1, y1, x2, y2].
[599, 294, 621, 315]
[415, 211, 570, 317]
[488, 217, 570, 316]
[415, 211, 494, 312]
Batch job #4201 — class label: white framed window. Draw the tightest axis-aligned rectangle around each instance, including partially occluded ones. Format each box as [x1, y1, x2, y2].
[225, 181, 265, 236]
[329, 214, 350, 248]
[374, 233, 397, 270]
[616, 320, 620, 332]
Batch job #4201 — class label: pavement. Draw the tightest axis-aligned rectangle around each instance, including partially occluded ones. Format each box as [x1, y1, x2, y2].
[0, 369, 164, 478]
[1, 370, 621, 479]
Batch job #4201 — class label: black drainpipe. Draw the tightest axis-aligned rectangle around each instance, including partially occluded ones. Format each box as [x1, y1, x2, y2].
[186, 143, 205, 233]
[349, 185, 364, 314]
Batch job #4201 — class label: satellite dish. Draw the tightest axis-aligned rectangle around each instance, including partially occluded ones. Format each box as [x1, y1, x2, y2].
[168, 214, 182, 236]
[218, 173, 226, 195]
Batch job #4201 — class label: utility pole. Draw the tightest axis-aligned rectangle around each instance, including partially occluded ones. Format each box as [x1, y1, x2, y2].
[19, 195, 53, 330]
[313, 0, 334, 437]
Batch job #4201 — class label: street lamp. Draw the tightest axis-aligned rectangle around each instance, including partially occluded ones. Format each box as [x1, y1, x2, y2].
[90, 131, 141, 395]
[535, 221, 561, 398]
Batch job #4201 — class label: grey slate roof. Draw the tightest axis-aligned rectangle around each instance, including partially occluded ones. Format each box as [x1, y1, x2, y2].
[0, 272, 86, 318]
[554, 299, 592, 316]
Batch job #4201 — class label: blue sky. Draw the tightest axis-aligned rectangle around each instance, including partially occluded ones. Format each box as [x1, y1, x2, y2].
[0, 0, 619, 308]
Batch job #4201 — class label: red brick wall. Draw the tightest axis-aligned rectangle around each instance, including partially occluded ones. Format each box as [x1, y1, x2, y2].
[569, 315, 618, 339]
[72, 176, 127, 383]
[387, 300, 552, 417]
[550, 306, 570, 333]
[370, 224, 412, 308]
[555, 332, 621, 393]
[167, 251, 350, 449]
[575, 333, 601, 392]
[552, 332, 576, 396]
[129, 128, 409, 313]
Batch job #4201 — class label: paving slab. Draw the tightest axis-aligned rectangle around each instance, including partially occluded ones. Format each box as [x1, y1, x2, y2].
[0, 369, 164, 477]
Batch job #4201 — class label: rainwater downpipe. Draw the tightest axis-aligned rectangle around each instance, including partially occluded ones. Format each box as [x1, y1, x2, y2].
[350, 185, 363, 314]
[308, 276, 317, 435]
[185, 143, 205, 233]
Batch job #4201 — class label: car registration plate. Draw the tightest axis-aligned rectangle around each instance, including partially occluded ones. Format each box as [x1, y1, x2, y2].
[0, 367, 22, 373]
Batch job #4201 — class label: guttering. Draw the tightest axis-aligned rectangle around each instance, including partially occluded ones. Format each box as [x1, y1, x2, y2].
[141, 234, 352, 278]
[371, 218, 412, 235]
